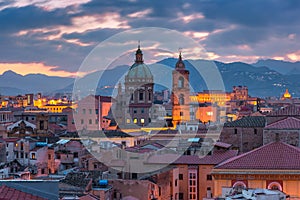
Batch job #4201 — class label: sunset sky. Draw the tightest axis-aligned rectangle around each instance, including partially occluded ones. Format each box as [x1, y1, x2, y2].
[1, 0, 300, 77]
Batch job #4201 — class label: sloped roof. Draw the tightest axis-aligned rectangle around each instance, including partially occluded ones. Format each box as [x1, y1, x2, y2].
[7, 120, 36, 130]
[198, 150, 238, 165]
[0, 185, 46, 200]
[173, 155, 202, 165]
[265, 117, 300, 129]
[224, 116, 266, 127]
[215, 142, 300, 170]
[268, 104, 300, 116]
[214, 141, 232, 149]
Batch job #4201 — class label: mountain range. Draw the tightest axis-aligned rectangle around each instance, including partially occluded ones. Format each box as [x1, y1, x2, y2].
[1, 59, 300, 98]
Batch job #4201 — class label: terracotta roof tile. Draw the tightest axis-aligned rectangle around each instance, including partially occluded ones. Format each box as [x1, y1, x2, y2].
[0, 185, 46, 200]
[215, 142, 300, 170]
[173, 155, 202, 165]
[265, 117, 300, 129]
[268, 104, 300, 116]
[224, 116, 266, 127]
[198, 150, 238, 165]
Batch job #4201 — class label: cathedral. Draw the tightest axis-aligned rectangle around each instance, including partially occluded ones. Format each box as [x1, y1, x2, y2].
[112, 45, 192, 129]
[114, 45, 154, 127]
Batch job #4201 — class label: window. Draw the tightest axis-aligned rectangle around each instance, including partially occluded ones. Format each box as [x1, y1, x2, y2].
[126, 119, 131, 124]
[133, 109, 137, 114]
[89, 109, 92, 114]
[179, 94, 184, 105]
[179, 174, 183, 180]
[40, 120, 44, 130]
[74, 152, 78, 158]
[95, 119, 98, 124]
[133, 118, 137, 124]
[95, 109, 99, 114]
[207, 174, 212, 180]
[234, 128, 238, 134]
[141, 118, 145, 124]
[141, 108, 144, 113]
[82, 109, 86, 114]
[188, 170, 197, 200]
[179, 193, 184, 200]
[89, 119, 92, 124]
[20, 142, 24, 151]
[254, 128, 257, 135]
[148, 91, 152, 101]
[180, 111, 184, 117]
[81, 119, 84, 124]
[132, 173, 137, 179]
[268, 182, 282, 191]
[178, 77, 184, 88]
[31, 153, 36, 160]
[94, 164, 97, 169]
[139, 92, 144, 101]
[48, 154, 51, 160]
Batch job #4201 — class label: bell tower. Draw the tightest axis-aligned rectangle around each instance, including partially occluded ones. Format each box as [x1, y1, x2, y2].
[172, 51, 190, 124]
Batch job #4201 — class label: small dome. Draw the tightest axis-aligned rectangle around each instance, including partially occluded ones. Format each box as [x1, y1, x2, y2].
[282, 88, 292, 99]
[127, 63, 153, 79]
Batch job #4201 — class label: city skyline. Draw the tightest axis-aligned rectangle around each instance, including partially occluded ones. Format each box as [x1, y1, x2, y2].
[1, 0, 300, 77]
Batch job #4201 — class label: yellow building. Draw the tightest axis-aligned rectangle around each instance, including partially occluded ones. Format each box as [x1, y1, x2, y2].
[190, 90, 230, 106]
[34, 98, 76, 113]
[281, 88, 292, 100]
[212, 142, 300, 198]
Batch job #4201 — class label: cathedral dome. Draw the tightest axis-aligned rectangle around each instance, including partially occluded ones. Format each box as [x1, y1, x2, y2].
[127, 62, 153, 79]
[126, 44, 153, 80]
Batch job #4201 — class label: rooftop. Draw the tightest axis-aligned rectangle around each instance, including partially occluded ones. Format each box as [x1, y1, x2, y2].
[267, 104, 300, 116]
[215, 142, 300, 170]
[265, 117, 300, 129]
[0, 185, 47, 200]
[224, 116, 266, 127]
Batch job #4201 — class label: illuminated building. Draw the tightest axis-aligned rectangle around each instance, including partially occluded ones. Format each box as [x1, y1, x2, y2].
[281, 88, 292, 100]
[172, 52, 190, 124]
[190, 90, 230, 106]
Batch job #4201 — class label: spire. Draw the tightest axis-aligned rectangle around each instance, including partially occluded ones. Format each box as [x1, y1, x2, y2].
[175, 48, 185, 69]
[135, 41, 143, 64]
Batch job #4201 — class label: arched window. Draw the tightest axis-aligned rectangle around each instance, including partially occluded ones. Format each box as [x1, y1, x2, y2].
[178, 77, 184, 88]
[179, 94, 184, 105]
[268, 182, 282, 191]
[233, 181, 246, 193]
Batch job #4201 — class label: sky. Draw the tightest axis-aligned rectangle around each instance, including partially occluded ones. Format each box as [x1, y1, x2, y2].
[1, 0, 300, 77]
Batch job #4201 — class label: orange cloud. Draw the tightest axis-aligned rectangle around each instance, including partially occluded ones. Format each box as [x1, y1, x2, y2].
[286, 50, 300, 61]
[0, 62, 87, 77]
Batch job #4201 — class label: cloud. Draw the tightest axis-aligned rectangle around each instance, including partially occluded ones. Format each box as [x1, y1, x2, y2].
[127, 8, 152, 18]
[175, 12, 205, 24]
[286, 50, 300, 61]
[0, 0, 92, 11]
[17, 12, 130, 41]
[0, 62, 88, 77]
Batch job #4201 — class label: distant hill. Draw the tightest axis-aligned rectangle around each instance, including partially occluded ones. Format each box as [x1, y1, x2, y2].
[1, 59, 300, 98]
[0, 70, 74, 95]
[253, 59, 300, 75]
